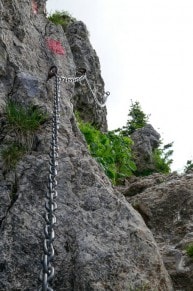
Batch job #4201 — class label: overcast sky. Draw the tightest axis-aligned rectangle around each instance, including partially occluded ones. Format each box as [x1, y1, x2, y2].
[47, 0, 193, 172]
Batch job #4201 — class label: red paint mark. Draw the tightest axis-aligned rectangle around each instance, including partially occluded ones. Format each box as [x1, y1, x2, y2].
[46, 38, 65, 55]
[32, 0, 38, 14]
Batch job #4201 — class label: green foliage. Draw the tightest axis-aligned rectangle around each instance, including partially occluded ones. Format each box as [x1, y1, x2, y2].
[152, 142, 173, 174]
[1, 143, 26, 171]
[120, 100, 173, 175]
[184, 160, 193, 173]
[185, 244, 193, 258]
[5, 100, 48, 150]
[5, 100, 47, 133]
[122, 100, 149, 135]
[78, 119, 136, 184]
[48, 10, 75, 30]
[1, 100, 48, 171]
[76, 98, 173, 180]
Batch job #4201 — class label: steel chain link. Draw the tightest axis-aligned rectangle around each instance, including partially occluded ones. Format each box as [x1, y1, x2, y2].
[85, 76, 110, 108]
[58, 74, 86, 83]
[39, 67, 109, 290]
[39, 72, 60, 291]
[58, 72, 110, 107]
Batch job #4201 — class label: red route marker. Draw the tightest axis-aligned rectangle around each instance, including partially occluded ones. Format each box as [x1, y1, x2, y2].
[46, 38, 65, 55]
[32, 0, 38, 14]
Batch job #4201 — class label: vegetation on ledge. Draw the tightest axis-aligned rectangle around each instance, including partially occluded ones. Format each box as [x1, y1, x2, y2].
[1, 100, 48, 172]
[77, 100, 174, 184]
[116, 101, 173, 176]
[48, 10, 75, 31]
[186, 244, 193, 258]
[77, 117, 136, 185]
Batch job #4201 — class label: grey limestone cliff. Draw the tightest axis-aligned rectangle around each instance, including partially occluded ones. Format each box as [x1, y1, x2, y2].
[131, 124, 161, 175]
[0, 1, 173, 290]
[66, 21, 108, 132]
[118, 172, 193, 290]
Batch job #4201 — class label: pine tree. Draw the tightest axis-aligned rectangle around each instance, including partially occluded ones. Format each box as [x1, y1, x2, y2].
[122, 101, 149, 135]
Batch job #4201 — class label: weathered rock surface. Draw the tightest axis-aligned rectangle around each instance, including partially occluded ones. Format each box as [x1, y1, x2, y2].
[131, 124, 160, 174]
[0, 1, 173, 290]
[66, 21, 108, 132]
[124, 173, 193, 290]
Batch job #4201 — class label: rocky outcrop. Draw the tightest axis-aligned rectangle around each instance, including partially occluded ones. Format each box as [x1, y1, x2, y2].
[0, 0, 173, 290]
[66, 21, 108, 132]
[131, 124, 160, 174]
[123, 172, 193, 290]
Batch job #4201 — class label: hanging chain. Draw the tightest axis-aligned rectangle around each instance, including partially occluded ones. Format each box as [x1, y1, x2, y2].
[58, 74, 86, 83]
[58, 69, 110, 107]
[39, 66, 110, 290]
[84, 76, 110, 107]
[39, 67, 60, 291]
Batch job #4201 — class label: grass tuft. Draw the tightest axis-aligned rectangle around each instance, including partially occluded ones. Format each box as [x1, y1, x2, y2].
[5, 100, 47, 133]
[5, 100, 48, 150]
[186, 244, 193, 258]
[1, 100, 48, 172]
[48, 10, 75, 30]
[1, 143, 26, 171]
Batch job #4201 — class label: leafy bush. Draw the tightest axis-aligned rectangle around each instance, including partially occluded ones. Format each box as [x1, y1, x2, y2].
[78, 119, 136, 184]
[77, 99, 173, 180]
[186, 244, 193, 258]
[48, 10, 75, 30]
[1, 143, 26, 172]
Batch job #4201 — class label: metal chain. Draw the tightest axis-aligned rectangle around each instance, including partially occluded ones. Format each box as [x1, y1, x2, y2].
[58, 74, 86, 83]
[84, 76, 110, 108]
[58, 72, 110, 107]
[39, 67, 110, 290]
[39, 70, 60, 291]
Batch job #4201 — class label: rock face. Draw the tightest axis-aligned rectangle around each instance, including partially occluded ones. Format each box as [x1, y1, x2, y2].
[0, 1, 173, 290]
[66, 21, 108, 132]
[131, 124, 160, 175]
[123, 173, 193, 291]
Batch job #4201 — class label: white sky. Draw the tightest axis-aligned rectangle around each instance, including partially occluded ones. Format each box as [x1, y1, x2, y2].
[47, 0, 193, 172]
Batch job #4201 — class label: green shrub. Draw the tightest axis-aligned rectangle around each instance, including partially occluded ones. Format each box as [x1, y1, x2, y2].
[186, 244, 193, 258]
[78, 119, 136, 184]
[184, 160, 193, 173]
[152, 142, 173, 174]
[118, 100, 173, 175]
[48, 10, 75, 30]
[1, 143, 26, 171]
